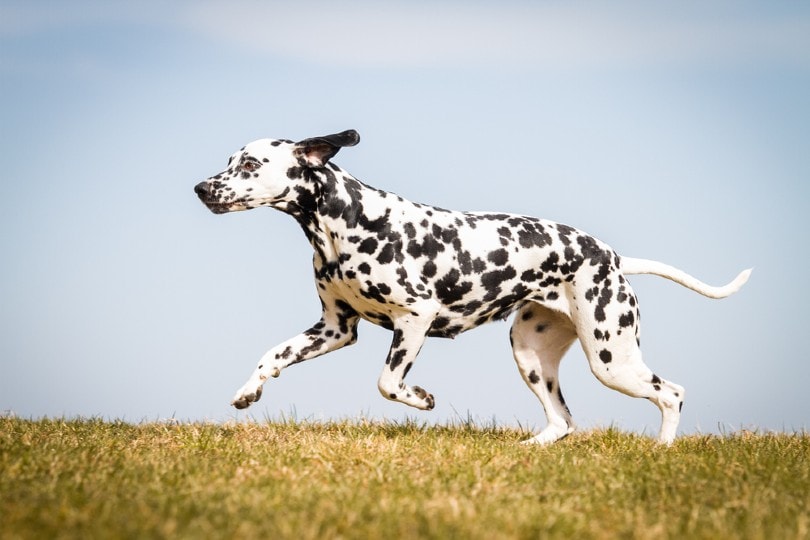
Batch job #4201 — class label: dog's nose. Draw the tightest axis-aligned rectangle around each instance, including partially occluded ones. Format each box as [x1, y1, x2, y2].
[194, 182, 210, 198]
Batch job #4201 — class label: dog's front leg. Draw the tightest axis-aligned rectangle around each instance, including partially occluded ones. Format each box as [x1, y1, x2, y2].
[231, 314, 359, 410]
[377, 317, 435, 410]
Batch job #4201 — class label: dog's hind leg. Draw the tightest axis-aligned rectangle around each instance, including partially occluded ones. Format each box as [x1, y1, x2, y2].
[577, 299, 685, 445]
[377, 315, 436, 410]
[510, 303, 578, 445]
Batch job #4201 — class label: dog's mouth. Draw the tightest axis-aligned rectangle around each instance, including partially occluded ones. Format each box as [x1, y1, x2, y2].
[199, 198, 248, 214]
[195, 182, 247, 214]
[198, 198, 233, 214]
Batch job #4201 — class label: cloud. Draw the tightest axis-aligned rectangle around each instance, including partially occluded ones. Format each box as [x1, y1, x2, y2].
[2, 1, 809, 71]
[181, 1, 810, 70]
[0, 1, 160, 36]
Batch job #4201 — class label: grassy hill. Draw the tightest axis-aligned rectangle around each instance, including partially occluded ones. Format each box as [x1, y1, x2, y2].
[1, 417, 807, 539]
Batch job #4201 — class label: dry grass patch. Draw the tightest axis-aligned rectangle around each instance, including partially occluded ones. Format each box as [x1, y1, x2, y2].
[1, 417, 808, 539]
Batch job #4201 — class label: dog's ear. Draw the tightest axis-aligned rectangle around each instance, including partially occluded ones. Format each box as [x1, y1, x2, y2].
[295, 129, 360, 167]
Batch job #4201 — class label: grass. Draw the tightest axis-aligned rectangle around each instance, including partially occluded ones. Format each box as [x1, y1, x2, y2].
[1, 417, 808, 539]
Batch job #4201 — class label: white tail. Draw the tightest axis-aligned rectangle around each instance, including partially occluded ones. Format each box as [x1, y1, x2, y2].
[621, 257, 752, 299]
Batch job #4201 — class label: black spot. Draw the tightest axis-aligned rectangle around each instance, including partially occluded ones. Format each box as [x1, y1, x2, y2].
[334, 301, 359, 336]
[435, 224, 459, 245]
[619, 311, 635, 328]
[592, 263, 612, 284]
[361, 282, 389, 304]
[651, 374, 662, 384]
[562, 246, 576, 262]
[435, 269, 473, 304]
[559, 250, 584, 275]
[308, 321, 326, 333]
[456, 250, 473, 275]
[403, 222, 417, 239]
[528, 370, 540, 384]
[523, 269, 544, 283]
[481, 266, 517, 294]
[358, 237, 378, 255]
[405, 240, 422, 258]
[359, 210, 391, 237]
[423, 261, 437, 278]
[430, 316, 451, 332]
[297, 337, 326, 359]
[421, 234, 444, 259]
[577, 235, 609, 264]
[535, 324, 547, 333]
[358, 262, 371, 275]
[599, 349, 612, 363]
[377, 243, 395, 264]
[540, 252, 560, 273]
[391, 328, 405, 348]
[388, 349, 407, 370]
[557, 388, 570, 413]
[292, 185, 318, 213]
[517, 221, 553, 249]
[597, 285, 613, 311]
[366, 311, 393, 330]
[449, 299, 483, 316]
[487, 249, 509, 266]
[556, 223, 577, 245]
[546, 379, 554, 393]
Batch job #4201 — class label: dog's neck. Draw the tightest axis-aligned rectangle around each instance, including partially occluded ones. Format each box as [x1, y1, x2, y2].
[278, 164, 374, 269]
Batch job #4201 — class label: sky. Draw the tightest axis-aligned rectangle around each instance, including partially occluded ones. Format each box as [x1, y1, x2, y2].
[1, 1, 808, 437]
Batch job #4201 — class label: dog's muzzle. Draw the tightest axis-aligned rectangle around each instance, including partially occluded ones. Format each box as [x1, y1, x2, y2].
[194, 181, 227, 214]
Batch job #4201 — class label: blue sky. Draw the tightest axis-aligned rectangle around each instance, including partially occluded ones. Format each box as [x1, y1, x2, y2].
[1, 1, 808, 437]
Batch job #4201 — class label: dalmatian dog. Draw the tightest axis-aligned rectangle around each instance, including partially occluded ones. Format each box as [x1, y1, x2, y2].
[194, 129, 751, 445]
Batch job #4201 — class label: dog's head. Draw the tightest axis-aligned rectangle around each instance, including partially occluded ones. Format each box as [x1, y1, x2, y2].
[194, 129, 360, 214]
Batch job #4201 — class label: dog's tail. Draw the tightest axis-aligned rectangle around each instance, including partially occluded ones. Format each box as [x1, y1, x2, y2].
[620, 257, 752, 299]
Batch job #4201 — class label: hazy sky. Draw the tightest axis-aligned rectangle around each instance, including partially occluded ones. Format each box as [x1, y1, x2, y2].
[2, 1, 808, 437]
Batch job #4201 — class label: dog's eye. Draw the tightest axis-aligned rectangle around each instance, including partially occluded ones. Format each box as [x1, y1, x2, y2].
[241, 160, 259, 172]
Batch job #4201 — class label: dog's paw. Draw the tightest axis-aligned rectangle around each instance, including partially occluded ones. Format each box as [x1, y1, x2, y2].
[521, 423, 574, 445]
[231, 384, 263, 410]
[412, 385, 435, 410]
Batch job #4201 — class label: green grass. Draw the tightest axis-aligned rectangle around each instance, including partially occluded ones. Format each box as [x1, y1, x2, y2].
[1, 417, 808, 539]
